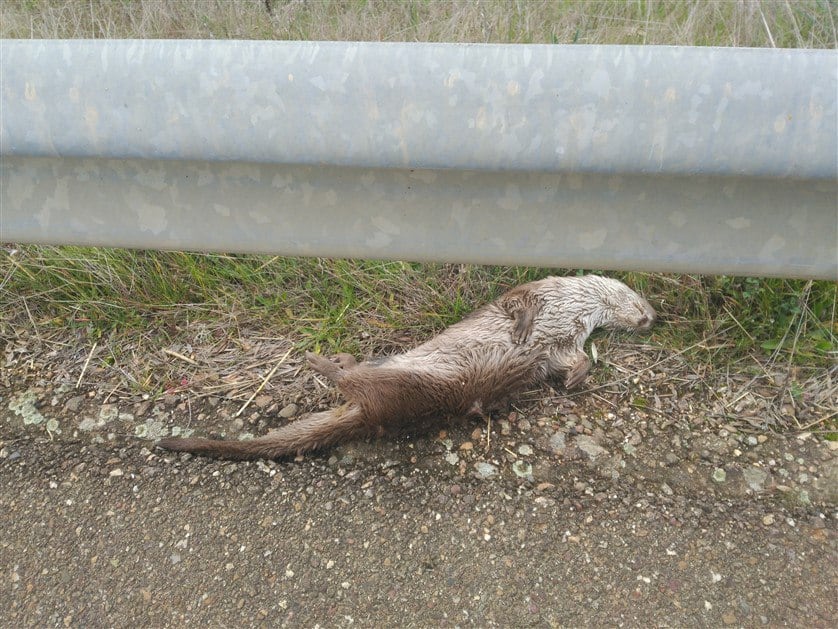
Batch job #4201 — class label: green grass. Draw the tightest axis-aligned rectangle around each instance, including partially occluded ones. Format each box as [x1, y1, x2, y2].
[3, 247, 834, 370]
[0, 247, 541, 352]
[1, 0, 835, 48]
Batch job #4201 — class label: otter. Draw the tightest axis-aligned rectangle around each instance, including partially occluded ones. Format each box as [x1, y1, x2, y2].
[156, 275, 655, 460]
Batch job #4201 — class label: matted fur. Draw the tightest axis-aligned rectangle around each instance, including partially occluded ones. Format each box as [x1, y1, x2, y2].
[157, 275, 655, 460]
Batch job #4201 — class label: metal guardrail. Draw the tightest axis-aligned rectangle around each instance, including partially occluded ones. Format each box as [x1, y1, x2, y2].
[1, 40, 836, 279]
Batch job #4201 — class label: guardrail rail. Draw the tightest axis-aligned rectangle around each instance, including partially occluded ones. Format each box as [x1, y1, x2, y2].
[1, 40, 836, 279]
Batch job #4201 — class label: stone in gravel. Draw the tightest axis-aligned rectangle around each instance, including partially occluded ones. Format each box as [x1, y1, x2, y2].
[79, 417, 105, 432]
[134, 400, 151, 416]
[712, 468, 727, 483]
[134, 419, 168, 440]
[278, 403, 298, 418]
[9, 391, 45, 425]
[762, 514, 774, 525]
[99, 404, 119, 422]
[549, 431, 566, 455]
[575, 435, 607, 461]
[64, 395, 85, 412]
[518, 444, 533, 456]
[255, 395, 273, 409]
[746, 436, 758, 446]
[459, 441, 474, 451]
[444, 453, 459, 465]
[474, 462, 498, 479]
[743, 467, 768, 492]
[512, 461, 532, 479]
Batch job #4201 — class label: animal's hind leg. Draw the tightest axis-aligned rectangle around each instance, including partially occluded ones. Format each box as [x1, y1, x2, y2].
[306, 351, 358, 384]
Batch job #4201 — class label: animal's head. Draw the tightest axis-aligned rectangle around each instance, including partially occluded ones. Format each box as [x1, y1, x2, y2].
[585, 276, 656, 332]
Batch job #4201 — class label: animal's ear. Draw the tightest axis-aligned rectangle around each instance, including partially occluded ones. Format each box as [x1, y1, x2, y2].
[498, 288, 541, 345]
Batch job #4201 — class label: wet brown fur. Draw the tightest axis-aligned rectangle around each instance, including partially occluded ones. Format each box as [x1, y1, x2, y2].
[156, 275, 655, 460]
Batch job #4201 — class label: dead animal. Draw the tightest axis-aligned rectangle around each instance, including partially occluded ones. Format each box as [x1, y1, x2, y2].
[157, 274, 655, 460]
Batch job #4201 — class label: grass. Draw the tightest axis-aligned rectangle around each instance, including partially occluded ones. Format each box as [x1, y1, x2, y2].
[1, 0, 835, 47]
[0, 248, 547, 353]
[3, 247, 834, 367]
[1, 0, 836, 433]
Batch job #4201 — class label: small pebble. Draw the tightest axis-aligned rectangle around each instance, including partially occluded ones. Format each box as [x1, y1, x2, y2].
[549, 431, 566, 455]
[474, 462, 498, 479]
[278, 403, 298, 418]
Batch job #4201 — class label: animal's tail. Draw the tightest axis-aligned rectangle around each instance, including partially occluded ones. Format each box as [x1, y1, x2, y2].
[156, 402, 371, 460]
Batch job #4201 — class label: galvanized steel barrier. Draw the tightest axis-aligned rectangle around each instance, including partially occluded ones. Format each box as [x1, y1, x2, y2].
[1, 40, 836, 279]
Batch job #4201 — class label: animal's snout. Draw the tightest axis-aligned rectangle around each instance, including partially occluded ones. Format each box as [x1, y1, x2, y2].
[635, 301, 656, 331]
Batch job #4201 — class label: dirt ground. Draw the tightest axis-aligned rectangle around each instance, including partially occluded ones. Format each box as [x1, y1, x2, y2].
[1, 329, 836, 627]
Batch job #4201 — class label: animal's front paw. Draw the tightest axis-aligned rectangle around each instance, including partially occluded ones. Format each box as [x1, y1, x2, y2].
[564, 354, 591, 390]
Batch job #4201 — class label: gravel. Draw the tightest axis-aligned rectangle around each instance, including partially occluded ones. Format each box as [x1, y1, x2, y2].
[2, 339, 836, 626]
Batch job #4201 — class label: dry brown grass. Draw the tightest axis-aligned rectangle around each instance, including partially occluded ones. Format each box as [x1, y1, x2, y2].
[1, 0, 835, 48]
